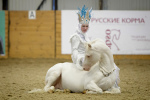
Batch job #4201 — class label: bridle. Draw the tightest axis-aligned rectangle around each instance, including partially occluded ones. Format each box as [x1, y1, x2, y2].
[85, 47, 115, 77]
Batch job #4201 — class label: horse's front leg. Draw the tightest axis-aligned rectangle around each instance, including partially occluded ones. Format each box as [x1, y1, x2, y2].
[84, 80, 103, 94]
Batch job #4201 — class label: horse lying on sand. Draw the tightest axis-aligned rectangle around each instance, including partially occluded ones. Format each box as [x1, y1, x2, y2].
[29, 39, 121, 94]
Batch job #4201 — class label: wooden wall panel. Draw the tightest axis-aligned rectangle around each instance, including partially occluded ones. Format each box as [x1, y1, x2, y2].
[9, 11, 55, 58]
[0, 11, 8, 59]
[55, 11, 71, 59]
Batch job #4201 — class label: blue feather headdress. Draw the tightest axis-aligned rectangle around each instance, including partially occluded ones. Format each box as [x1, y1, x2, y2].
[77, 5, 92, 24]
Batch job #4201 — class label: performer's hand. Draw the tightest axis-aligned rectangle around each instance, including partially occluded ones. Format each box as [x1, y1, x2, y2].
[80, 57, 84, 66]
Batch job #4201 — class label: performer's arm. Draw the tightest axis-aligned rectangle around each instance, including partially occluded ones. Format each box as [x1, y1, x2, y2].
[71, 36, 84, 70]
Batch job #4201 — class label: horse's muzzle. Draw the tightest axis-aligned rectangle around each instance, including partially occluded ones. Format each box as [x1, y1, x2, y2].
[83, 67, 90, 71]
[83, 65, 91, 71]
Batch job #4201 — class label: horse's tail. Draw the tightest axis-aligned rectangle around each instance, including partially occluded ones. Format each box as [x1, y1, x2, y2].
[28, 88, 45, 94]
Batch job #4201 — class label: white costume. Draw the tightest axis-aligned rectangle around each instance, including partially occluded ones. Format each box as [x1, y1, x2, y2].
[70, 5, 92, 70]
[70, 24, 90, 70]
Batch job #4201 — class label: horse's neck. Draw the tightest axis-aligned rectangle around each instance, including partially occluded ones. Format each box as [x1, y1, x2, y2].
[88, 62, 100, 73]
[99, 52, 115, 76]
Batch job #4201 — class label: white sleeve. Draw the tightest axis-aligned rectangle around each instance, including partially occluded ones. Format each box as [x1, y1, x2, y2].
[70, 36, 84, 70]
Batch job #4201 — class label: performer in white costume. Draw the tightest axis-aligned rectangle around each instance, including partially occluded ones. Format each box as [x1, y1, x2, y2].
[70, 5, 120, 89]
[70, 5, 92, 70]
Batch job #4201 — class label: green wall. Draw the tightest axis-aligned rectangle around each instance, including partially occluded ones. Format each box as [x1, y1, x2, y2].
[0, 11, 5, 55]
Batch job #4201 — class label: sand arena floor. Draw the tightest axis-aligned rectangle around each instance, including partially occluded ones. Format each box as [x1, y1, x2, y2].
[0, 58, 150, 100]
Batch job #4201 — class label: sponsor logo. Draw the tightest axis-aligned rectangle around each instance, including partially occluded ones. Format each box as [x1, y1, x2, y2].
[91, 17, 145, 24]
[105, 29, 121, 50]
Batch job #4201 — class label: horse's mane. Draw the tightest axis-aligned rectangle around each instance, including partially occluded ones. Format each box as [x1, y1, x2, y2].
[88, 39, 115, 76]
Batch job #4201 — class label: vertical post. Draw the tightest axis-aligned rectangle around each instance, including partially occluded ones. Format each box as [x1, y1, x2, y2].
[2, 0, 8, 10]
[52, 0, 57, 58]
[100, 0, 103, 10]
[53, 0, 55, 10]
[52, 0, 57, 10]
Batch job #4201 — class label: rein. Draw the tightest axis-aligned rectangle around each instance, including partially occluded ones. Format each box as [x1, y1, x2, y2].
[97, 61, 115, 77]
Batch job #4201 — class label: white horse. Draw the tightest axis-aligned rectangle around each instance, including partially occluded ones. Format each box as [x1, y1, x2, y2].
[29, 39, 120, 94]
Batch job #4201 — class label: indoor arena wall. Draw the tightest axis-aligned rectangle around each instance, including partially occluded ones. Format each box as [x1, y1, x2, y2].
[0, 10, 150, 59]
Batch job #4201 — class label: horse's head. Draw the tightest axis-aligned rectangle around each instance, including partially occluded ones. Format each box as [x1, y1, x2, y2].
[83, 39, 115, 75]
[82, 39, 102, 71]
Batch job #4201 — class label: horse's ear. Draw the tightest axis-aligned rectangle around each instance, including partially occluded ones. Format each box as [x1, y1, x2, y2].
[88, 44, 92, 48]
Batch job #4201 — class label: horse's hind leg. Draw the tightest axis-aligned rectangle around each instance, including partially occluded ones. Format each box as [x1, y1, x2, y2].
[44, 64, 62, 92]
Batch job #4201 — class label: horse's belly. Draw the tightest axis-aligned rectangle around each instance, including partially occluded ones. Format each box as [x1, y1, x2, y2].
[61, 76, 84, 92]
[61, 63, 87, 92]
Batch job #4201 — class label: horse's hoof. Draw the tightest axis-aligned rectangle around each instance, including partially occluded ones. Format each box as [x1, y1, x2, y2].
[104, 91, 111, 93]
[97, 91, 103, 94]
[86, 91, 97, 94]
[48, 89, 54, 93]
[64, 89, 71, 93]
[83, 90, 87, 94]
[110, 88, 121, 94]
[55, 89, 64, 93]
